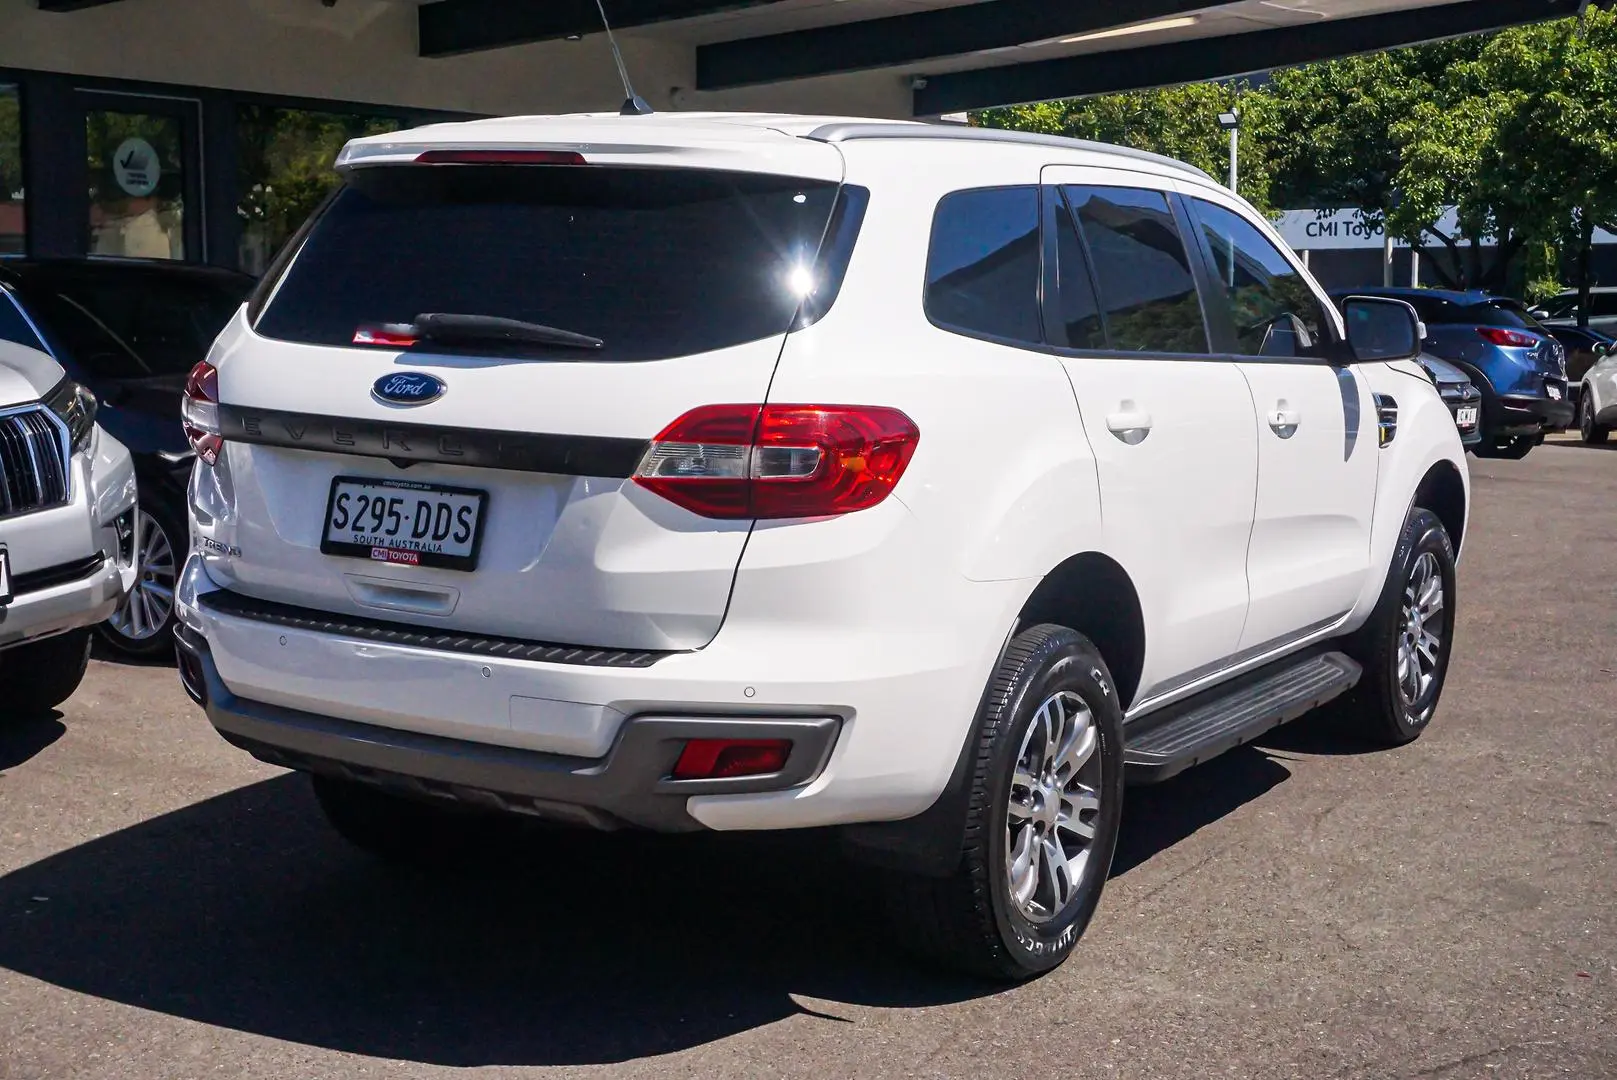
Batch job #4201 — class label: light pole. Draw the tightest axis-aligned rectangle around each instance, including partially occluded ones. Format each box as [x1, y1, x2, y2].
[1217, 109, 1239, 194]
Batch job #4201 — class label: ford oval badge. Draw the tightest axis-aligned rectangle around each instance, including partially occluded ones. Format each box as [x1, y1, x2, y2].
[372, 372, 445, 407]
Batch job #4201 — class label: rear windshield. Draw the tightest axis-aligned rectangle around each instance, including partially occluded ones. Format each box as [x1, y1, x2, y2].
[16, 268, 250, 379]
[255, 165, 850, 363]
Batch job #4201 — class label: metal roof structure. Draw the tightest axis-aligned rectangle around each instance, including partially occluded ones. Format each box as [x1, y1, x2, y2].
[405, 0, 1584, 114]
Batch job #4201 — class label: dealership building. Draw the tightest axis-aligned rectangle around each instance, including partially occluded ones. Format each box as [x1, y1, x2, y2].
[0, 0, 1584, 277]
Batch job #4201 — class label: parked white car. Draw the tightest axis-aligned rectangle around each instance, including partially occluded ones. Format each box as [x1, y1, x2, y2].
[0, 341, 137, 717]
[174, 113, 1468, 979]
[1578, 345, 1617, 443]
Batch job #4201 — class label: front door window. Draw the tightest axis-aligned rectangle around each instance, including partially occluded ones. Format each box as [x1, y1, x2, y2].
[87, 110, 187, 260]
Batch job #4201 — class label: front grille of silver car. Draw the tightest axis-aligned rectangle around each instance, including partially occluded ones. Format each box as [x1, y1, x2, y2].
[0, 407, 70, 518]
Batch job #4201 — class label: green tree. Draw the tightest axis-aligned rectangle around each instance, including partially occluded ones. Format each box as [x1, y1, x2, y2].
[976, 82, 1274, 211]
[1487, 7, 1617, 321]
[1251, 38, 1531, 290]
[236, 106, 402, 273]
[977, 14, 1617, 297]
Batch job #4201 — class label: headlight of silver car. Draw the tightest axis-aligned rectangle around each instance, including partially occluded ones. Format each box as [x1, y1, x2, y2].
[43, 377, 98, 453]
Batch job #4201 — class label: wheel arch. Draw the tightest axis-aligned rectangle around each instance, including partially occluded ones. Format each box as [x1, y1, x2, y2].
[838, 550, 1145, 878]
[1013, 552, 1146, 713]
[1413, 459, 1467, 556]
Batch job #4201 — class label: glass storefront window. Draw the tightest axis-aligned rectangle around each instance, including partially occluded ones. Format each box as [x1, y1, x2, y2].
[87, 110, 188, 260]
[0, 86, 24, 255]
[236, 106, 403, 276]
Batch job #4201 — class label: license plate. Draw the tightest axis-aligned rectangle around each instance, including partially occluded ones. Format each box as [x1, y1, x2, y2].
[1456, 406, 1479, 427]
[321, 477, 487, 571]
[1547, 383, 1563, 400]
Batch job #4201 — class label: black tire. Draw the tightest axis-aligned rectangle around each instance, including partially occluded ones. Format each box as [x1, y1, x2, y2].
[1475, 435, 1535, 460]
[1581, 392, 1610, 444]
[310, 774, 485, 864]
[1347, 508, 1456, 746]
[98, 497, 187, 659]
[881, 624, 1124, 981]
[0, 628, 92, 719]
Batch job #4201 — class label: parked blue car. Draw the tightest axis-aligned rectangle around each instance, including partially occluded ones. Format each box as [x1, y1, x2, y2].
[1334, 288, 1572, 459]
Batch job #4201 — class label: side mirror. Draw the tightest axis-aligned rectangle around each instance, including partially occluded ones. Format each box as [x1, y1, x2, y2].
[1340, 296, 1424, 362]
[1529, 307, 1550, 320]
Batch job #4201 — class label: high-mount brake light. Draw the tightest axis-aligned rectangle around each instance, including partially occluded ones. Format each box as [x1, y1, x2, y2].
[353, 325, 419, 348]
[633, 404, 920, 520]
[181, 361, 223, 465]
[1477, 326, 1538, 348]
[413, 150, 588, 166]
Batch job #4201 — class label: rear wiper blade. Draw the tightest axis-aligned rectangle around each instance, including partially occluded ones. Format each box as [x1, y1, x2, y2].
[401, 312, 604, 351]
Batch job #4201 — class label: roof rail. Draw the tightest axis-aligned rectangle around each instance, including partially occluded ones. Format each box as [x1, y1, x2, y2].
[805, 123, 1217, 183]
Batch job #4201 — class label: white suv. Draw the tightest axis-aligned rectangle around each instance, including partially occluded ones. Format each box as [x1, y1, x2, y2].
[0, 340, 137, 716]
[175, 114, 1467, 979]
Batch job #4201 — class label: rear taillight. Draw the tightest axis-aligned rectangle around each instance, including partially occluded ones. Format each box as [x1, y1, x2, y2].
[633, 404, 920, 520]
[1477, 326, 1538, 348]
[671, 738, 791, 781]
[181, 360, 222, 465]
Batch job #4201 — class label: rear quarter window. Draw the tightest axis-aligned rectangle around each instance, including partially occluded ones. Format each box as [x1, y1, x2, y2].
[923, 186, 1043, 346]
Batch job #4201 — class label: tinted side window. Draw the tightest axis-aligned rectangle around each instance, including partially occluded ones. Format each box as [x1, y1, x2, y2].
[924, 186, 1042, 345]
[1065, 186, 1207, 354]
[1188, 198, 1331, 358]
[1052, 199, 1105, 349]
[0, 289, 44, 352]
[1593, 294, 1617, 317]
[14, 271, 248, 378]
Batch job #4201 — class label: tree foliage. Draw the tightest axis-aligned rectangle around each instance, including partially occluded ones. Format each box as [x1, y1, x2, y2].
[977, 82, 1274, 212]
[976, 10, 1617, 298]
[236, 105, 401, 273]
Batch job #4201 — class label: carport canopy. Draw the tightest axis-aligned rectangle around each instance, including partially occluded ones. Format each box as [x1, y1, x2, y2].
[408, 0, 1584, 114]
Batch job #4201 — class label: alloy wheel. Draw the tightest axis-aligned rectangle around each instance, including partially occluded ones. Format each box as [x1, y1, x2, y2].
[107, 508, 178, 642]
[1396, 551, 1445, 710]
[1005, 690, 1103, 922]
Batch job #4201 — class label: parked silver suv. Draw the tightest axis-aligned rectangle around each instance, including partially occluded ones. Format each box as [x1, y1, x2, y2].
[0, 340, 137, 717]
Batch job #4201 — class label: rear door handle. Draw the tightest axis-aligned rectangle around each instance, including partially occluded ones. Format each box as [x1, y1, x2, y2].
[1105, 405, 1153, 445]
[1268, 402, 1301, 439]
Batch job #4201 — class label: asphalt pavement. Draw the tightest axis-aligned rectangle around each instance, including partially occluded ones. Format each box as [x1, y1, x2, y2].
[2, 435, 1614, 1079]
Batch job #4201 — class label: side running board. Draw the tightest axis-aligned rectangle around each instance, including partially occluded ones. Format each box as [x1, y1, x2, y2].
[1123, 650, 1362, 784]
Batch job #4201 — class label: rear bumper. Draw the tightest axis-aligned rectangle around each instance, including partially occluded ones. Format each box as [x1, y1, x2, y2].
[1492, 392, 1575, 436]
[175, 553, 1019, 832]
[177, 624, 837, 831]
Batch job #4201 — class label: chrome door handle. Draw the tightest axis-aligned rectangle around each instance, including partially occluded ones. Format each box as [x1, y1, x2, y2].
[1268, 404, 1300, 439]
[1106, 406, 1153, 445]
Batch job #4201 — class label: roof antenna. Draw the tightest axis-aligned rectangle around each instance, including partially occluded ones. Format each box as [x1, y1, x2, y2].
[593, 0, 653, 116]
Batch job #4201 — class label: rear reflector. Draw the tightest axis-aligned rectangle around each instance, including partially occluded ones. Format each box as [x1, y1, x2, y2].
[633, 404, 919, 520]
[671, 738, 792, 781]
[414, 149, 587, 166]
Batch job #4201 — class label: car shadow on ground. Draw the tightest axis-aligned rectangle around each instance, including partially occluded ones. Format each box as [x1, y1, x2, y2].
[0, 712, 65, 771]
[0, 733, 1307, 1067]
[89, 636, 176, 668]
